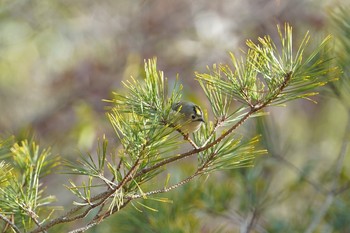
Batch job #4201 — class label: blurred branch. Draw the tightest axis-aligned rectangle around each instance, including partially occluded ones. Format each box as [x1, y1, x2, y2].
[242, 208, 264, 233]
[305, 109, 350, 233]
[0, 213, 20, 233]
[273, 154, 329, 194]
[334, 182, 350, 195]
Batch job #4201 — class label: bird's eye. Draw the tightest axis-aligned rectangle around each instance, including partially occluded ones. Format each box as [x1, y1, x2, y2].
[191, 115, 196, 119]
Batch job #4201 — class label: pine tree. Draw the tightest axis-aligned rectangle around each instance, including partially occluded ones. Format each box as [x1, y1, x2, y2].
[0, 23, 340, 233]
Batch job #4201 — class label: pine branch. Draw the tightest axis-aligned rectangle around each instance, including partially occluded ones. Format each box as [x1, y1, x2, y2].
[24, 23, 337, 233]
[133, 71, 291, 178]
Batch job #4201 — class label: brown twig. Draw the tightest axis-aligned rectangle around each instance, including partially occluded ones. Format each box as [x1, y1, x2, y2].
[176, 128, 199, 149]
[68, 200, 131, 233]
[0, 213, 21, 233]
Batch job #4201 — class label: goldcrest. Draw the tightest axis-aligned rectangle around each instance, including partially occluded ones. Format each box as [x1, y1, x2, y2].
[171, 101, 204, 134]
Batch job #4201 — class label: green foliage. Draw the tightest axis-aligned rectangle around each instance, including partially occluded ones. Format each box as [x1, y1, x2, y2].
[0, 139, 60, 231]
[197, 24, 335, 110]
[108, 58, 182, 120]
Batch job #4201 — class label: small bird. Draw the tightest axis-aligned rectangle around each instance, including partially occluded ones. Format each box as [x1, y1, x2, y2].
[171, 101, 204, 134]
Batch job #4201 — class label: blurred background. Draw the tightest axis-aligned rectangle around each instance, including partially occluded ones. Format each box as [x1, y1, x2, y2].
[1, 0, 349, 232]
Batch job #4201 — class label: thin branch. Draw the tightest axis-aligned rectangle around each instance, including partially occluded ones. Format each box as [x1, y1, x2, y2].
[31, 71, 292, 233]
[166, 121, 199, 149]
[31, 217, 47, 233]
[68, 222, 98, 233]
[333, 181, 350, 195]
[83, 153, 216, 231]
[128, 170, 202, 199]
[115, 158, 141, 191]
[29, 189, 114, 233]
[69, 168, 206, 233]
[241, 208, 259, 233]
[176, 129, 199, 149]
[273, 154, 329, 195]
[68, 200, 131, 233]
[0, 213, 21, 233]
[98, 174, 117, 189]
[304, 194, 334, 233]
[90, 202, 106, 223]
[201, 118, 221, 147]
[31, 154, 143, 233]
[204, 207, 268, 233]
